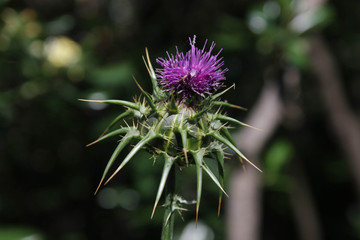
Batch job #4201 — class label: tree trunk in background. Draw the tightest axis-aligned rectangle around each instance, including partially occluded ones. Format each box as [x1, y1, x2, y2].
[226, 81, 283, 240]
[283, 67, 323, 240]
[289, 156, 323, 240]
[310, 35, 360, 198]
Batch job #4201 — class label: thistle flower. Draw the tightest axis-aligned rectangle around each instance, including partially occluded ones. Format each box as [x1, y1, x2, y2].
[156, 36, 228, 102]
[81, 36, 260, 239]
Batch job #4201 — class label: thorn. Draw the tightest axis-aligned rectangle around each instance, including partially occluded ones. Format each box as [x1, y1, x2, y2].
[94, 177, 104, 195]
[165, 212, 172, 226]
[132, 75, 145, 92]
[242, 155, 261, 172]
[242, 164, 247, 173]
[78, 99, 103, 103]
[230, 104, 247, 111]
[123, 120, 130, 128]
[104, 167, 123, 185]
[144, 47, 156, 79]
[138, 121, 148, 129]
[178, 209, 185, 221]
[86, 138, 102, 147]
[217, 197, 222, 216]
[212, 84, 235, 100]
[183, 148, 188, 166]
[151, 202, 158, 219]
[214, 107, 221, 115]
[241, 123, 263, 131]
[145, 47, 151, 62]
[142, 55, 151, 76]
[219, 122, 228, 129]
[99, 129, 109, 138]
[222, 84, 235, 94]
[239, 156, 247, 174]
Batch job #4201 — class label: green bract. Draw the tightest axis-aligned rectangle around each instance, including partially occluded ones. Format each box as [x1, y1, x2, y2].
[81, 49, 260, 221]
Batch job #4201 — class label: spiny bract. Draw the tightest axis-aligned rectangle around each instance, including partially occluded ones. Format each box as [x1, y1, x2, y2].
[81, 37, 260, 221]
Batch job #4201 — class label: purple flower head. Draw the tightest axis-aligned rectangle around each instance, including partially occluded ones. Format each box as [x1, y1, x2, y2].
[156, 36, 228, 102]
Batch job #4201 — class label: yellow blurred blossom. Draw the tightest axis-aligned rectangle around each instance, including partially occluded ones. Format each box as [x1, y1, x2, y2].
[44, 36, 82, 67]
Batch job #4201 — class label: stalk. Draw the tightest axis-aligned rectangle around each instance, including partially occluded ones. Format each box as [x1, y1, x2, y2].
[161, 167, 176, 240]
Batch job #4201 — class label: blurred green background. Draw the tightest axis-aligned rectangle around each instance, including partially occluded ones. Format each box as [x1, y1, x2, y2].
[1, 0, 360, 239]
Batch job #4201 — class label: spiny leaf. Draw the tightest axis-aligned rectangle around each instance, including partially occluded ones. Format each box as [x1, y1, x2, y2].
[190, 104, 215, 120]
[94, 130, 139, 195]
[202, 162, 228, 198]
[197, 117, 208, 134]
[213, 101, 247, 111]
[179, 129, 189, 165]
[142, 48, 161, 97]
[214, 148, 225, 216]
[79, 99, 140, 111]
[190, 149, 205, 223]
[178, 112, 189, 164]
[87, 128, 129, 147]
[104, 130, 160, 185]
[97, 110, 135, 138]
[142, 48, 157, 82]
[214, 114, 261, 130]
[132, 76, 158, 114]
[161, 193, 175, 237]
[209, 132, 262, 172]
[167, 95, 178, 114]
[211, 84, 235, 101]
[164, 114, 179, 152]
[220, 128, 246, 172]
[154, 112, 169, 133]
[151, 153, 177, 218]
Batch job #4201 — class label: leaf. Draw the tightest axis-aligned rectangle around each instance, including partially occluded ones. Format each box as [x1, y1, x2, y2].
[142, 48, 162, 97]
[190, 149, 205, 223]
[98, 110, 135, 137]
[87, 127, 130, 147]
[132, 76, 158, 114]
[210, 84, 235, 101]
[104, 130, 160, 185]
[179, 129, 189, 165]
[209, 132, 262, 172]
[189, 104, 214, 120]
[202, 162, 228, 198]
[167, 95, 178, 114]
[220, 127, 246, 172]
[213, 101, 247, 111]
[151, 153, 176, 218]
[94, 130, 139, 194]
[214, 148, 225, 215]
[163, 114, 179, 152]
[214, 114, 261, 130]
[78, 99, 140, 111]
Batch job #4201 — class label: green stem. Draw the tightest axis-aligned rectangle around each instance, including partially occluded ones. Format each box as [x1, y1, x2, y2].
[161, 167, 175, 240]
